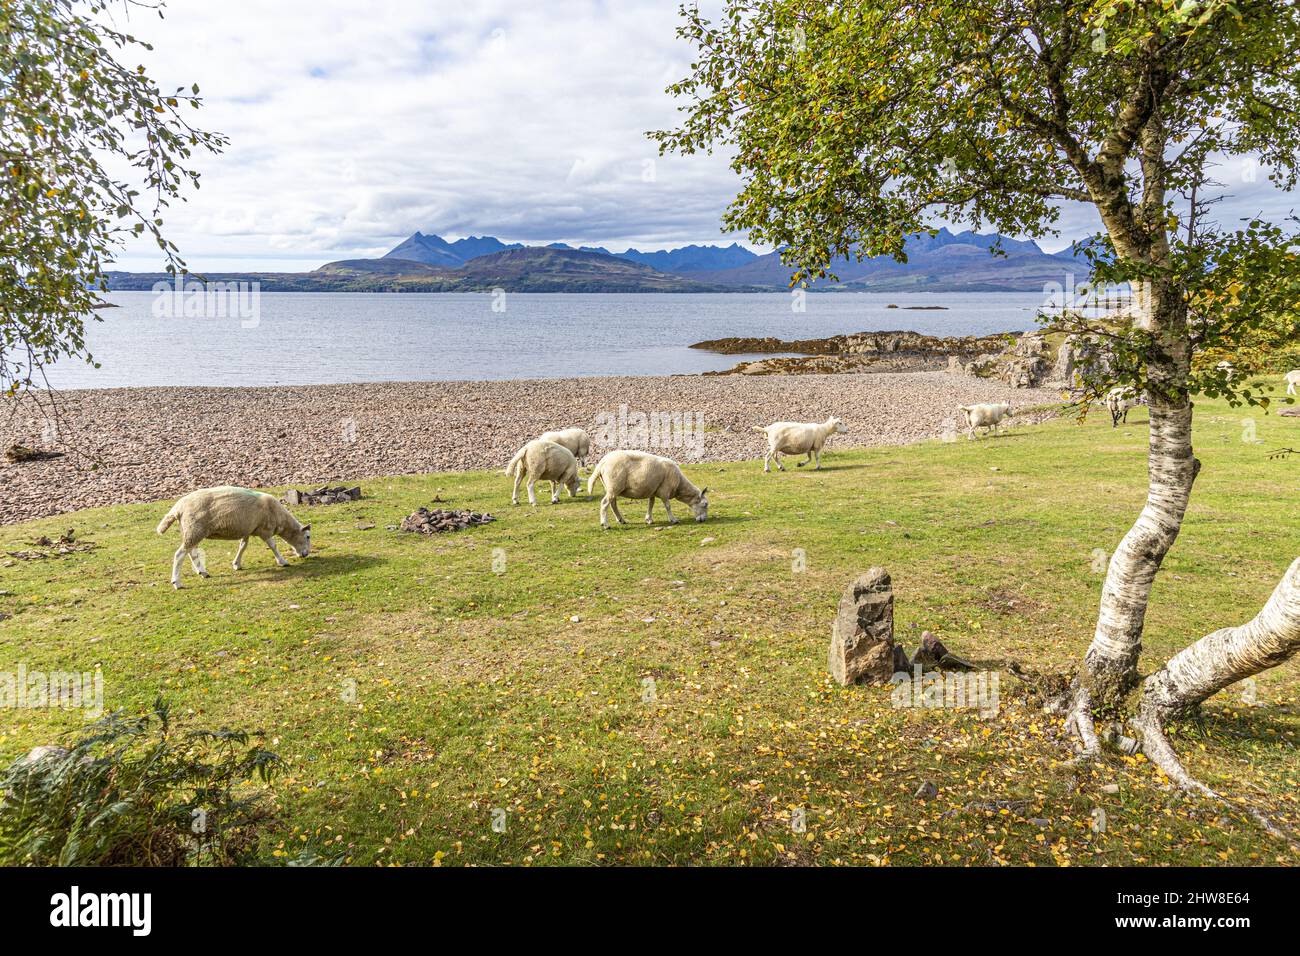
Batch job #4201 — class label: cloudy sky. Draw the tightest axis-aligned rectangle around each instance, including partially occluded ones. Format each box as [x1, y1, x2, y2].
[111, 0, 1293, 272]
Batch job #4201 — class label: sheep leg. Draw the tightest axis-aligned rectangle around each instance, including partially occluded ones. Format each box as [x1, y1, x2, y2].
[189, 549, 209, 578]
[171, 547, 188, 589]
[796, 451, 811, 467]
[645, 497, 655, 525]
[600, 496, 611, 529]
[813, 449, 822, 470]
[762, 448, 771, 473]
[774, 450, 785, 471]
[263, 535, 289, 567]
[511, 471, 523, 506]
[526, 479, 538, 507]
[550, 480, 559, 504]
[609, 498, 627, 525]
[232, 537, 248, 570]
[663, 498, 677, 524]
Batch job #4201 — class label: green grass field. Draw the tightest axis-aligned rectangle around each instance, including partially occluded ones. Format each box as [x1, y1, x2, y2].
[2, 393, 1298, 866]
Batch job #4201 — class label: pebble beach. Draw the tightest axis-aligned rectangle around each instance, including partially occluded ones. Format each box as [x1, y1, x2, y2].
[0, 371, 1060, 524]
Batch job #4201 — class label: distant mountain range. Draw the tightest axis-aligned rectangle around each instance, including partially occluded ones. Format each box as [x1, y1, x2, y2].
[105, 227, 1086, 293]
[367, 227, 1085, 292]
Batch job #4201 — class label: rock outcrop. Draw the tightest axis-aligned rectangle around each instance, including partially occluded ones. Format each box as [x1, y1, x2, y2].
[696, 330, 1017, 376]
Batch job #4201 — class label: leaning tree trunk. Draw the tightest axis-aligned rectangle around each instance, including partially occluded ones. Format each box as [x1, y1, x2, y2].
[1073, 279, 1197, 732]
[1080, 397, 1198, 707]
[1134, 557, 1300, 797]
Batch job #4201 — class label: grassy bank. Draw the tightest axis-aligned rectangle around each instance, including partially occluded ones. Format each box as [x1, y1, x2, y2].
[1, 394, 1297, 865]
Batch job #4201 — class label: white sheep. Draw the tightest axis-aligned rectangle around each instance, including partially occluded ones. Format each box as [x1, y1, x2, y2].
[1103, 385, 1145, 427]
[587, 450, 708, 529]
[1286, 369, 1300, 396]
[505, 439, 581, 505]
[957, 402, 1012, 439]
[537, 427, 591, 466]
[156, 486, 311, 589]
[751, 417, 847, 472]
[1216, 360, 1236, 382]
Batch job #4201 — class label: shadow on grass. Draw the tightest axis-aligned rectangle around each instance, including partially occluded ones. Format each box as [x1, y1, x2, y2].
[601, 513, 757, 531]
[785, 462, 869, 472]
[285, 553, 389, 578]
[1178, 706, 1299, 752]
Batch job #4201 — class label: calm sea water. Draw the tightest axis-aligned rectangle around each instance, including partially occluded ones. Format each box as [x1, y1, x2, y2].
[49, 291, 1048, 388]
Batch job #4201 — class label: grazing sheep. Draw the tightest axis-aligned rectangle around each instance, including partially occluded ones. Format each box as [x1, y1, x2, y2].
[587, 450, 708, 530]
[1104, 385, 1146, 427]
[537, 427, 591, 466]
[751, 417, 847, 472]
[1286, 369, 1300, 396]
[1216, 360, 1237, 382]
[956, 402, 1012, 439]
[505, 439, 581, 505]
[156, 486, 311, 589]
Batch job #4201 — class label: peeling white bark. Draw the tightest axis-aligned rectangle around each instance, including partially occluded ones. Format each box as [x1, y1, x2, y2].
[1082, 397, 1198, 700]
[1133, 558, 1300, 839]
[1140, 558, 1300, 719]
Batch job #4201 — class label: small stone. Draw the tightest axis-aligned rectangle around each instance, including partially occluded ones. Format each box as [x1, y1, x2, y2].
[914, 781, 938, 801]
[570, 615, 581, 623]
[22, 745, 69, 765]
[1114, 734, 1140, 756]
[1029, 817, 1050, 827]
[910, 631, 950, 669]
[700, 537, 715, 545]
[1100, 783, 1120, 795]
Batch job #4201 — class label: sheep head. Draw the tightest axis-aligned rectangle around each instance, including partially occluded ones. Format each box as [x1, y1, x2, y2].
[284, 523, 311, 557]
[692, 487, 709, 522]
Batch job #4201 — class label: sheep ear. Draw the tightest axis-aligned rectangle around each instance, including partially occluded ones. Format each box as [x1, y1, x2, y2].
[701, 486, 709, 495]
[301, 523, 311, 531]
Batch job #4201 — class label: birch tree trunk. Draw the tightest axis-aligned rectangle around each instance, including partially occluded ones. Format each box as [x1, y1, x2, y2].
[1078, 279, 1199, 711]
[1134, 557, 1300, 794]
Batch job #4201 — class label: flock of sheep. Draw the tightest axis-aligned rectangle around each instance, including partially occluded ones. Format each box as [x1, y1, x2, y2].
[154, 403, 1007, 588]
[499, 417, 852, 528]
[153, 368, 1298, 588]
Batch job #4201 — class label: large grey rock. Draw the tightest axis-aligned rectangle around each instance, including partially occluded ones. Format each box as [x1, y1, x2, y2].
[828, 568, 896, 686]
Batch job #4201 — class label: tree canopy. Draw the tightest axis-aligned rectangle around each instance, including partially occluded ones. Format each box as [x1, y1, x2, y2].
[0, 0, 222, 394]
[654, 0, 1300, 400]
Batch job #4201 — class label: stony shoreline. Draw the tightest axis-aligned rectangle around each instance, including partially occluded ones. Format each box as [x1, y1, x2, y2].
[0, 371, 1061, 524]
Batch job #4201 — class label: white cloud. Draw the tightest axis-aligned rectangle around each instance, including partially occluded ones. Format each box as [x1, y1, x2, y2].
[112, 0, 745, 270]
[106, 1, 1297, 270]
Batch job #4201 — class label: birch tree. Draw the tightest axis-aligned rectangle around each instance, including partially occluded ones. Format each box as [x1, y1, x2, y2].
[0, 0, 223, 396]
[654, 0, 1300, 795]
